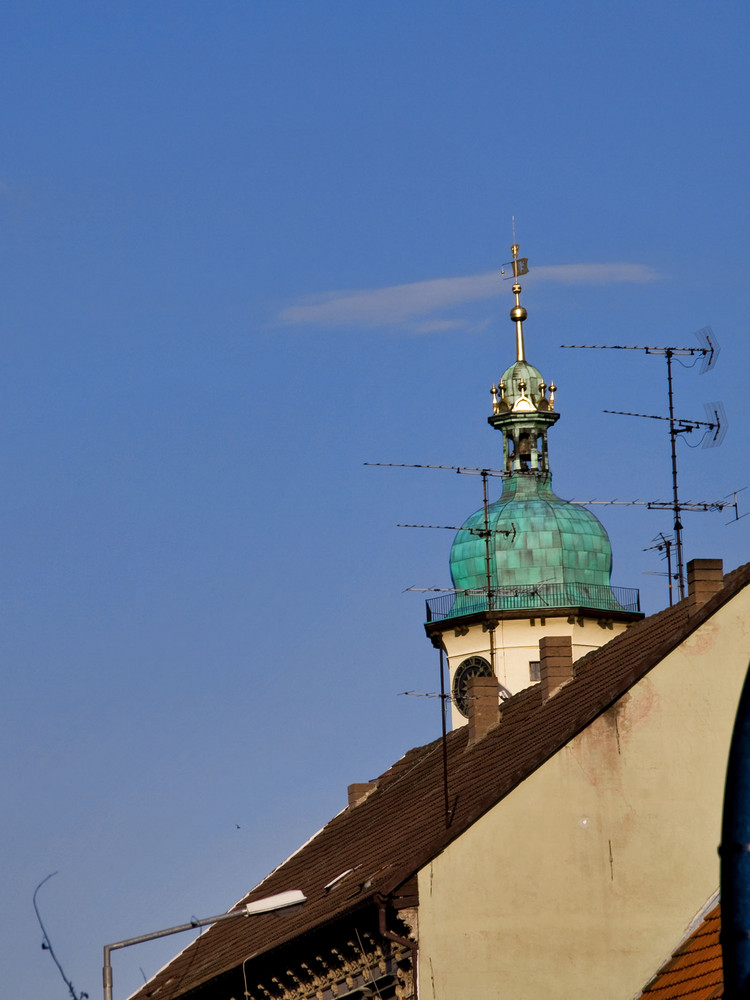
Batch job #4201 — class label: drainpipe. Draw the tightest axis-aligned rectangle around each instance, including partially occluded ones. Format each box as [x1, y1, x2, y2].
[721, 660, 750, 1000]
[375, 894, 418, 999]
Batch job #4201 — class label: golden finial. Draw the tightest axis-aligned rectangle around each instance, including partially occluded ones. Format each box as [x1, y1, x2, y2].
[491, 384, 500, 414]
[508, 241, 528, 362]
[498, 380, 509, 411]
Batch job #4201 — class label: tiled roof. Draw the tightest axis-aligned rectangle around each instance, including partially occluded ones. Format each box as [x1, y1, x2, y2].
[639, 901, 722, 1000]
[132, 563, 750, 1000]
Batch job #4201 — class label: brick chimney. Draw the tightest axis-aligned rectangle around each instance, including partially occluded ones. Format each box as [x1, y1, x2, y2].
[348, 781, 377, 807]
[687, 558, 724, 616]
[539, 635, 574, 703]
[467, 675, 500, 745]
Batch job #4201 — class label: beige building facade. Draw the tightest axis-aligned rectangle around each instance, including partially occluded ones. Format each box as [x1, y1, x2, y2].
[418, 577, 750, 999]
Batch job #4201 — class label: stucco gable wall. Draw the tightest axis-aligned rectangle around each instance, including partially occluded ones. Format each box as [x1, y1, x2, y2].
[417, 586, 750, 1000]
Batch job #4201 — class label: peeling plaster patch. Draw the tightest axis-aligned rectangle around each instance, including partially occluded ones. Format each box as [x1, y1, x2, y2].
[613, 681, 658, 747]
[683, 621, 719, 657]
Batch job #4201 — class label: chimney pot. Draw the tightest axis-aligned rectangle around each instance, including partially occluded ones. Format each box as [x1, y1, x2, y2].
[467, 675, 500, 745]
[348, 782, 377, 808]
[687, 558, 724, 616]
[540, 635, 573, 702]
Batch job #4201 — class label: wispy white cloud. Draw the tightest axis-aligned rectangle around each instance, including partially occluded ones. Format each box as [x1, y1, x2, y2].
[278, 262, 661, 332]
[279, 273, 497, 329]
[410, 317, 475, 334]
[532, 263, 661, 285]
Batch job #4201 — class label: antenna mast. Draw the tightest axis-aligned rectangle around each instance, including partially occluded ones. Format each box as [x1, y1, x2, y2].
[381, 463, 511, 679]
[644, 533, 675, 606]
[563, 330, 723, 600]
[481, 470, 497, 677]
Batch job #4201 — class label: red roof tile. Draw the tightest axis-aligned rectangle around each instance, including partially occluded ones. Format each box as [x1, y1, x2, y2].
[639, 902, 722, 1000]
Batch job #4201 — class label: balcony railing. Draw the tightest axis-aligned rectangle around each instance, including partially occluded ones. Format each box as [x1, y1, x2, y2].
[425, 583, 641, 622]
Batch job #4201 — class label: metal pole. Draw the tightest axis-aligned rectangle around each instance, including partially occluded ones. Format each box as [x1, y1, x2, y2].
[666, 350, 686, 600]
[721, 661, 750, 999]
[104, 911, 247, 1000]
[665, 536, 674, 608]
[481, 471, 497, 676]
[439, 645, 450, 828]
[103, 892, 305, 1000]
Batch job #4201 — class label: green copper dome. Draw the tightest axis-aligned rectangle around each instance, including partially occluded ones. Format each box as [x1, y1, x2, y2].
[499, 360, 546, 410]
[449, 472, 625, 613]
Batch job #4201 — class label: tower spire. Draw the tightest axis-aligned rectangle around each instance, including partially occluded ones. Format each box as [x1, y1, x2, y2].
[493, 241, 554, 471]
[509, 243, 528, 362]
[501, 231, 530, 363]
[424, 235, 641, 731]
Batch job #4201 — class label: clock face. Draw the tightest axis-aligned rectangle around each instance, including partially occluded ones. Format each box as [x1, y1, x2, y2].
[452, 656, 492, 717]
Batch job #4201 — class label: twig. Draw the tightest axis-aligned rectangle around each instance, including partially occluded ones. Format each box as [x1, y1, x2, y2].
[33, 872, 89, 1000]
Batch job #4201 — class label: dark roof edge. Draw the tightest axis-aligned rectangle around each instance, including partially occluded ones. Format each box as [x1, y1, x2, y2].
[424, 604, 643, 636]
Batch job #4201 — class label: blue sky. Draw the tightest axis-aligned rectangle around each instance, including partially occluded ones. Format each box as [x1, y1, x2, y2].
[2, 3, 749, 997]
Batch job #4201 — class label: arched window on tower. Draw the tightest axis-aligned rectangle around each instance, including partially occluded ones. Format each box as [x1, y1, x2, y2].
[518, 431, 532, 470]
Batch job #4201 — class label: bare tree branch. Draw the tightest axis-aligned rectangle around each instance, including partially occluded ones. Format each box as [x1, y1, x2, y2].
[33, 872, 89, 1000]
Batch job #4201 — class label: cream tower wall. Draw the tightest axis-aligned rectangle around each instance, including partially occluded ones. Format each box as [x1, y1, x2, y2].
[417, 585, 750, 1000]
[443, 614, 631, 729]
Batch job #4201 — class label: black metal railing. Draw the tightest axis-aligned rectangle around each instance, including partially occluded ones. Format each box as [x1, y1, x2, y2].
[425, 583, 640, 622]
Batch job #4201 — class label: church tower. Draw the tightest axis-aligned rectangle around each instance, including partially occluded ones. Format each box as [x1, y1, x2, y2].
[424, 244, 642, 729]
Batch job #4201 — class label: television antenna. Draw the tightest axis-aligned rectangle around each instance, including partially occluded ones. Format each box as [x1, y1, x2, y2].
[562, 328, 732, 600]
[368, 459, 520, 819]
[569, 491, 743, 604]
[399, 660, 512, 830]
[399, 651, 452, 829]
[569, 486, 747, 607]
[643, 533, 676, 606]
[366, 462, 514, 678]
[402, 585, 458, 593]
[364, 462, 504, 478]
